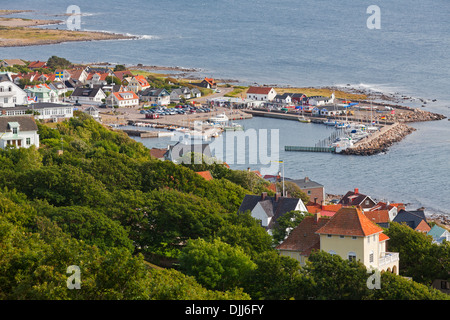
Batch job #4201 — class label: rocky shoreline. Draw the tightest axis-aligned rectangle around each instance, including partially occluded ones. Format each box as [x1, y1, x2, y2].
[341, 123, 417, 156]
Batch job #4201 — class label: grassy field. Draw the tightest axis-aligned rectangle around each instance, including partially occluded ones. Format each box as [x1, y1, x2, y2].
[222, 85, 367, 101]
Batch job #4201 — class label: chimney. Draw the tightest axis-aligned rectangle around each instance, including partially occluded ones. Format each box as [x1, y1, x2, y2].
[305, 176, 309, 182]
[354, 188, 359, 194]
[314, 197, 318, 204]
[261, 192, 267, 200]
[275, 192, 281, 202]
[314, 212, 321, 223]
[247, 167, 251, 172]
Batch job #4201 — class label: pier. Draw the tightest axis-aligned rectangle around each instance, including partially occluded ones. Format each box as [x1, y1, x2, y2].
[285, 146, 336, 153]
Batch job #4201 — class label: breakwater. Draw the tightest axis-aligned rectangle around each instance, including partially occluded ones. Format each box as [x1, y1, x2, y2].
[341, 123, 416, 156]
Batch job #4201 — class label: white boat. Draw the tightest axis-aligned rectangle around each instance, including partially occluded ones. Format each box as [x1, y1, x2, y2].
[324, 120, 336, 126]
[208, 113, 229, 123]
[298, 116, 311, 123]
[335, 122, 350, 128]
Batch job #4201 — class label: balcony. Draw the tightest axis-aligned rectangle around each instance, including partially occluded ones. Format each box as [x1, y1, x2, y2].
[379, 252, 399, 267]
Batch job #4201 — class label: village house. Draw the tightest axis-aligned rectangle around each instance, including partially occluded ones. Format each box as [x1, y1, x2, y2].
[392, 209, 431, 233]
[69, 87, 106, 106]
[68, 68, 89, 84]
[139, 88, 171, 106]
[198, 77, 217, 90]
[246, 86, 277, 102]
[27, 61, 47, 69]
[291, 93, 308, 105]
[190, 87, 202, 99]
[170, 87, 192, 102]
[0, 116, 39, 149]
[273, 93, 293, 105]
[339, 188, 377, 211]
[427, 225, 450, 244]
[308, 93, 335, 106]
[86, 72, 109, 87]
[125, 75, 150, 93]
[0, 79, 28, 108]
[278, 207, 400, 274]
[0, 59, 27, 68]
[1, 102, 73, 122]
[263, 175, 325, 205]
[24, 84, 59, 104]
[107, 91, 139, 108]
[238, 192, 308, 234]
[311, 105, 345, 117]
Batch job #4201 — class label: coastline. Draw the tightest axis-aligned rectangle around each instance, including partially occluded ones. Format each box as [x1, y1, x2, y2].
[0, 10, 135, 48]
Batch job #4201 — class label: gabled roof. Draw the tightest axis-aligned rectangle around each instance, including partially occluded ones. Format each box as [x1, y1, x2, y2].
[339, 190, 375, 206]
[28, 61, 47, 68]
[428, 225, 448, 238]
[111, 91, 139, 100]
[364, 210, 390, 224]
[0, 116, 38, 132]
[315, 207, 384, 237]
[247, 86, 274, 95]
[238, 193, 303, 229]
[393, 209, 429, 230]
[202, 77, 216, 86]
[149, 148, 167, 160]
[71, 87, 104, 98]
[276, 215, 329, 255]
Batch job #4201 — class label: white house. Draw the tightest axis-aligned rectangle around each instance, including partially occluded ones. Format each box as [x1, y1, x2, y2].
[139, 88, 171, 106]
[0, 116, 39, 149]
[107, 91, 139, 107]
[238, 192, 308, 234]
[0, 103, 74, 122]
[0, 80, 28, 108]
[308, 93, 335, 106]
[246, 86, 277, 101]
[69, 87, 106, 106]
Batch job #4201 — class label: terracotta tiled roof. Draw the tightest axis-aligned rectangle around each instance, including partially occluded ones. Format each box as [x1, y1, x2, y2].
[111, 91, 139, 100]
[247, 86, 273, 94]
[28, 61, 47, 68]
[364, 210, 390, 224]
[196, 171, 213, 181]
[315, 207, 384, 237]
[276, 215, 329, 255]
[379, 233, 390, 242]
[150, 148, 167, 159]
[415, 219, 431, 233]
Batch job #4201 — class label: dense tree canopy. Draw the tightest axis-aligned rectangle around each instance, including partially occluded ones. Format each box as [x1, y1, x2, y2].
[0, 113, 448, 300]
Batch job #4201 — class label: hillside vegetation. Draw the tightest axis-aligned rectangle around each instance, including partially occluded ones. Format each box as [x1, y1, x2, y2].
[0, 112, 447, 300]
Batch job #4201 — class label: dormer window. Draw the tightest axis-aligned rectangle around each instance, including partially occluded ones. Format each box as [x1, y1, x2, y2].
[8, 122, 20, 135]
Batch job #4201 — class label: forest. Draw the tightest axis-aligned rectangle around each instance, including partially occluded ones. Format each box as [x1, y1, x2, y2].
[0, 112, 448, 300]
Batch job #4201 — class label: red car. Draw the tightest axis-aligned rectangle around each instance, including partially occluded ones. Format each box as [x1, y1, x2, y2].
[146, 114, 160, 119]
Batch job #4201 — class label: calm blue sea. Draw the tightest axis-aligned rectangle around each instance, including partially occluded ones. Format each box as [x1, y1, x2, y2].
[2, 0, 449, 215]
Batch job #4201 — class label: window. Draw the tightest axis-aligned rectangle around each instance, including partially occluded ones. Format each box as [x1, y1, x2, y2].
[352, 236, 357, 240]
[369, 251, 374, 263]
[26, 138, 31, 145]
[327, 234, 332, 238]
[348, 252, 356, 262]
[12, 127, 17, 134]
[340, 235, 345, 239]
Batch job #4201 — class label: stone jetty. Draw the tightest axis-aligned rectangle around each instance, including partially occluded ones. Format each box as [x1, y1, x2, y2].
[341, 123, 416, 156]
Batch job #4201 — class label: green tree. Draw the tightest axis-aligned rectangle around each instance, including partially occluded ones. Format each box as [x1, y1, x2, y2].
[271, 210, 312, 245]
[179, 238, 256, 291]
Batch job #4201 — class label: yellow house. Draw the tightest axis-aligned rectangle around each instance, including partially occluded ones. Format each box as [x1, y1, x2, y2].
[278, 207, 399, 274]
